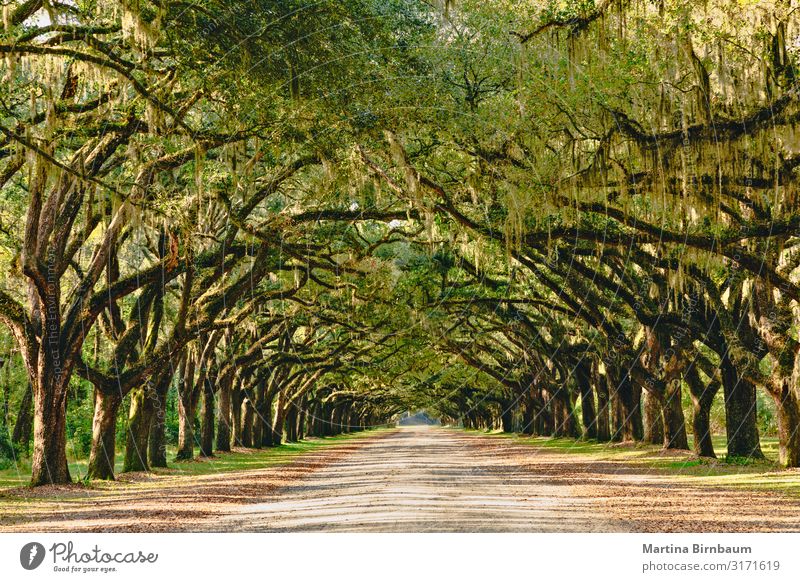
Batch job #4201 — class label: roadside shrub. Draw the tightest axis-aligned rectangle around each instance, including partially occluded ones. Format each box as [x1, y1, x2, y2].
[0, 430, 18, 470]
[756, 391, 778, 437]
[65, 380, 95, 458]
[165, 385, 180, 445]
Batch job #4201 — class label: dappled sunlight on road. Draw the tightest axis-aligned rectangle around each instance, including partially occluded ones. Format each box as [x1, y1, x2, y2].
[214, 427, 800, 533]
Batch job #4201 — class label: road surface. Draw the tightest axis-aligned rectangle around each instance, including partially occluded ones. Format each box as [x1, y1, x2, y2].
[216, 426, 800, 532]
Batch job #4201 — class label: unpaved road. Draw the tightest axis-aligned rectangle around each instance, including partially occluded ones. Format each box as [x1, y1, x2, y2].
[4, 426, 800, 532]
[217, 426, 800, 532]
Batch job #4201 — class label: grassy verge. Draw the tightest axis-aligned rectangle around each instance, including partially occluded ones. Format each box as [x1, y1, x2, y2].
[0, 428, 388, 492]
[465, 429, 800, 496]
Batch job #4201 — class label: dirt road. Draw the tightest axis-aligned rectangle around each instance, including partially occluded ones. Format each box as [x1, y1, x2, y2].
[3, 426, 800, 532]
[216, 426, 800, 532]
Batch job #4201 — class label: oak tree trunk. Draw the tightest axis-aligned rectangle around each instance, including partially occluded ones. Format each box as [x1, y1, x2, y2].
[216, 376, 232, 452]
[285, 404, 298, 442]
[175, 355, 197, 461]
[595, 370, 611, 442]
[176, 394, 196, 460]
[148, 386, 168, 468]
[123, 386, 155, 473]
[577, 369, 597, 440]
[721, 354, 763, 459]
[259, 392, 275, 446]
[773, 380, 800, 467]
[608, 371, 642, 441]
[642, 390, 664, 445]
[686, 370, 718, 458]
[297, 396, 307, 440]
[30, 370, 72, 486]
[662, 380, 689, 450]
[500, 402, 513, 433]
[87, 390, 121, 480]
[240, 398, 253, 447]
[520, 388, 536, 436]
[273, 392, 286, 443]
[232, 385, 244, 446]
[199, 378, 215, 457]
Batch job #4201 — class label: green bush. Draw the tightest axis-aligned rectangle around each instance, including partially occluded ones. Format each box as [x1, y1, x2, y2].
[65, 380, 95, 458]
[0, 429, 18, 470]
[164, 385, 180, 445]
[756, 391, 778, 437]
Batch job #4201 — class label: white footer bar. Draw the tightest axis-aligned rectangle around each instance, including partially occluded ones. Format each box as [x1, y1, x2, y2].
[1, 533, 797, 581]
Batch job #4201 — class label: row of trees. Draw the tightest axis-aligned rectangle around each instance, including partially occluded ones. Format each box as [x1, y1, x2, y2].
[1, 0, 800, 487]
[0, 0, 433, 484]
[395, 0, 800, 466]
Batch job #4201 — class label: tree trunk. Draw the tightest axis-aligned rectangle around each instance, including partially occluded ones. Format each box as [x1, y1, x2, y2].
[612, 372, 643, 441]
[175, 355, 197, 461]
[500, 401, 513, 433]
[30, 370, 72, 486]
[642, 390, 664, 445]
[232, 384, 244, 446]
[330, 403, 342, 436]
[551, 388, 579, 438]
[87, 390, 120, 480]
[285, 403, 298, 442]
[123, 386, 155, 473]
[176, 393, 196, 461]
[577, 369, 597, 440]
[199, 378, 215, 457]
[773, 380, 800, 467]
[533, 404, 546, 436]
[641, 325, 664, 446]
[322, 401, 334, 436]
[316, 399, 328, 436]
[297, 395, 307, 441]
[561, 389, 580, 438]
[306, 400, 319, 437]
[520, 388, 535, 436]
[349, 410, 359, 432]
[273, 392, 286, 443]
[608, 371, 626, 441]
[251, 405, 263, 449]
[148, 385, 168, 468]
[721, 353, 763, 459]
[630, 378, 644, 441]
[340, 403, 352, 433]
[318, 400, 330, 436]
[595, 369, 611, 442]
[611, 384, 624, 442]
[259, 392, 275, 447]
[216, 376, 232, 453]
[662, 380, 689, 449]
[540, 389, 554, 435]
[686, 371, 718, 458]
[240, 398, 253, 447]
[251, 380, 265, 448]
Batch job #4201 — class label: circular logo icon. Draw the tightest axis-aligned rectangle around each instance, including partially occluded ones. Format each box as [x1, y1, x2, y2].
[20, 542, 46, 570]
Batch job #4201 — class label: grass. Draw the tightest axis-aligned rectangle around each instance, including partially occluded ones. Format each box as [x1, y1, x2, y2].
[466, 429, 800, 496]
[0, 429, 385, 492]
